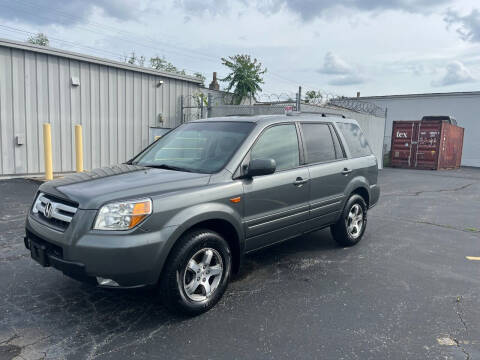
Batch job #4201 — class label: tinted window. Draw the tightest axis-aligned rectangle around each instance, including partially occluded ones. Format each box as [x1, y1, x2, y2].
[301, 123, 336, 163]
[330, 126, 346, 159]
[133, 121, 254, 173]
[336, 122, 371, 157]
[251, 124, 299, 171]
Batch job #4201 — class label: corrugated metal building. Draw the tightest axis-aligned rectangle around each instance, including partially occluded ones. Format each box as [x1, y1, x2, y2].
[357, 91, 480, 167]
[0, 38, 202, 177]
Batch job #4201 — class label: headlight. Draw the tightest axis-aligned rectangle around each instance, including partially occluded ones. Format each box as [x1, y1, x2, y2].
[93, 198, 152, 231]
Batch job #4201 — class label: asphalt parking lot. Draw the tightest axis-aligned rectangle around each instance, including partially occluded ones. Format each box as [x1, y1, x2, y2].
[1, 167, 479, 360]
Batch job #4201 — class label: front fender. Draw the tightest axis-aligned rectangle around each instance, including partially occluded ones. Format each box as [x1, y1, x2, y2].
[154, 202, 244, 279]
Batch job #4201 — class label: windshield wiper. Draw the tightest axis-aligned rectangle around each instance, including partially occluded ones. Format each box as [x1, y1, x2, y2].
[142, 164, 194, 172]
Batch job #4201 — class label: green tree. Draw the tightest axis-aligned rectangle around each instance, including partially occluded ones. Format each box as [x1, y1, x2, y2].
[221, 54, 267, 104]
[194, 72, 206, 86]
[27, 33, 49, 46]
[125, 51, 145, 66]
[304, 90, 323, 104]
[150, 56, 186, 75]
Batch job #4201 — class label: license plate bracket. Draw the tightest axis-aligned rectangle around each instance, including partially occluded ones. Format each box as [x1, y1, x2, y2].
[29, 240, 50, 267]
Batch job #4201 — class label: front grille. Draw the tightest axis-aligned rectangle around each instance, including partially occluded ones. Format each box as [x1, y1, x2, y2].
[26, 229, 63, 259]
[32, 193, 78, 231]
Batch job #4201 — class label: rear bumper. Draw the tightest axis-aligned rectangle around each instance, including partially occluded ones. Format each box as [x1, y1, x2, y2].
[25, 216, 178, 288]
[369, 184, 380, 208]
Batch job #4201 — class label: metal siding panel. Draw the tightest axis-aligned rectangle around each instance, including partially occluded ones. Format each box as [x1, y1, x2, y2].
[169, 79, 176, 128]
[0, 47, 13, 175]
[133, 72, 142, 154]
[125, 71, 134, 159]
[141, 74, 149, 148]
[176, 80, 182, 125]
[159, 77, 167, 128]
[69, 60, 81, 169]
[36, 53, 48, 173]
[149, 76, 156, 129]
[90, 63, 100, 169]
[12, 49, 27, 174]
[80, 62, 91, 170]
[108, 67, 118, 165]
[47, 56, 61, 172]
[117, 70, 126, 163]
[59, 57, 72, 172]
[99, 66, 109, 167]
[24, 51, 39, 174]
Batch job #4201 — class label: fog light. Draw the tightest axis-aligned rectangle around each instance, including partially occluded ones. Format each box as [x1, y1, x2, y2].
[96, 277, 120, 287]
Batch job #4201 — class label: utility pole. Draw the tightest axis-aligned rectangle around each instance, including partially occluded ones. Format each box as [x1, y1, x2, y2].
[297, 86, 302, 112]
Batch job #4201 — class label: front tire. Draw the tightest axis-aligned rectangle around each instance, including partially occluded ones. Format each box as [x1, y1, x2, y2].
[159, 229, 232, 315]
[331, 194, 367, 246]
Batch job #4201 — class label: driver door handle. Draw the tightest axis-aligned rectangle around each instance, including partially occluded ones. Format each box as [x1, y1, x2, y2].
[293, 177, 309, 186]
[341, 168, 353, 175]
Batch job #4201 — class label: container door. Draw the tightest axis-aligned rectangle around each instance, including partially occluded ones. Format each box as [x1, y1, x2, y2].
[413, 121, 441, 169]
[391, 121, 417, 168]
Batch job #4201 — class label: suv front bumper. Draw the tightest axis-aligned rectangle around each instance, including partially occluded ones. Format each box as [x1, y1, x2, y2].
[25, 213, 177, 288]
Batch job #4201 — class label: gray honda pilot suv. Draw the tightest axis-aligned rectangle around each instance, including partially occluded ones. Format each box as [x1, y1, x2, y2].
[25, 113, 379, 315]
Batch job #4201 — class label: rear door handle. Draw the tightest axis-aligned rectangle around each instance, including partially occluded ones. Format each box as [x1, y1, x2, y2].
[341, 168, 352, 175]
[293, 177, 309, 186]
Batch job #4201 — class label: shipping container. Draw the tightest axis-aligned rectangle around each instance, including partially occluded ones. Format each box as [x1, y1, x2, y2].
[390, 119, 464, 170]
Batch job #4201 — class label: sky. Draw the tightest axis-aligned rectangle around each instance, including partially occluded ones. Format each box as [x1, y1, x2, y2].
[0, 0, 479, 97]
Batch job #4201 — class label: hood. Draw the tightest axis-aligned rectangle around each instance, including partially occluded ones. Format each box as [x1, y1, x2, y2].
[39, 164, 211, 209]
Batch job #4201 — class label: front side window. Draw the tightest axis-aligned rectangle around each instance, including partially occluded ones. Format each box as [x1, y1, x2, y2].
[336, 122, 372, 158]
[250, 124, 300, 171]
[301, 123, 337, 164]
[132, 121, 254, 173]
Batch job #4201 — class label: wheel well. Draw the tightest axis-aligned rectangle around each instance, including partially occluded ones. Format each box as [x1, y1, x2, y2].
[351, 187, 369, 207]
[188, 219, 241, 274]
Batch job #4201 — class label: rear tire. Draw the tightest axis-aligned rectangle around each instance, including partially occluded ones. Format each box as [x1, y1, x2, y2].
[331, 194, 367, 247]
[159, 229, 231, 316]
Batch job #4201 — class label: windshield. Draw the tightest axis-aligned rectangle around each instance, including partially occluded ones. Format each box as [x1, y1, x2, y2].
[132, 121, 255, 173]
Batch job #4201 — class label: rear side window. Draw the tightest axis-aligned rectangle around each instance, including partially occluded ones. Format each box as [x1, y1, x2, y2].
[301, 123, 337, 163]
[336, 122, 371, 158]
[250, 124, 300, 171]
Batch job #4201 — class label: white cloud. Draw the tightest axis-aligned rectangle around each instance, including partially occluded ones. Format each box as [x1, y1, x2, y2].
[328, 74, 366, 86]
[176, 0, 453, 21]
[444, 8, 480, 42]
[318, 52, 353, 75]
[0, 0, 479, 96]
[318, 52, 366, 86]
[431, 61, 475, 86]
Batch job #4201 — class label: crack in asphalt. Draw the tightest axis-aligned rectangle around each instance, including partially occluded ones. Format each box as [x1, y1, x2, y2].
[370, 215, 480, 237]
[381, 182, 474, 197]
[452, 296, 470, 360]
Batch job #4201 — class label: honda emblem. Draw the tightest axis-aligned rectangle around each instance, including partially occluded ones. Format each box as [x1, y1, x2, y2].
[44, 202, 53, 218]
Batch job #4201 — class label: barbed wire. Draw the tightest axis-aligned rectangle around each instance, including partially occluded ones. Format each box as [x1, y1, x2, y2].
[182, 88, 386, 118]
[327, 98, 386, 118]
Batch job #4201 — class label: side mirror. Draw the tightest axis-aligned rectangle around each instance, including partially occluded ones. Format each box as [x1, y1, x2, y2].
[245, 158, 276, 177]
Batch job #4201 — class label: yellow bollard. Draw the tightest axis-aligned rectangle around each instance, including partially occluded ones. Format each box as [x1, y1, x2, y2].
[75, 125, 84, 172]
[43, 123, 53, 180]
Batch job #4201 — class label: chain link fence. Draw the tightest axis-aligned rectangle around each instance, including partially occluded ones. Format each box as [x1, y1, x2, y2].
[180, 87, 388, 168]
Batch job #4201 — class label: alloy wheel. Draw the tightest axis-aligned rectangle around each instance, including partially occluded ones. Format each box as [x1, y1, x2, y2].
[183, 248, 224, 302]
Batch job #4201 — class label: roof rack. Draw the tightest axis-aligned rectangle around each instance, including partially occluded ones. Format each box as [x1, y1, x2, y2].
[285, 110, 347, 119]
[320, 112, 346, 118]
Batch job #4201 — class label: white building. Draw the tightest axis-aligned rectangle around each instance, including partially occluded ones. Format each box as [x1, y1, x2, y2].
[358, 91, 480, 167]
[0, 38, 202, 178]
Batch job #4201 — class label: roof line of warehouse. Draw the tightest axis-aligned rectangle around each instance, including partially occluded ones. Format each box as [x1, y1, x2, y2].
[352, 90, 480, 100]
[0, 37, 203, 84]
